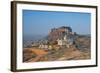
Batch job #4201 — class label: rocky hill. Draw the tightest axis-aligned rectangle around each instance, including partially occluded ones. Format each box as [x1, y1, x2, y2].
[23, 26, 91, 62]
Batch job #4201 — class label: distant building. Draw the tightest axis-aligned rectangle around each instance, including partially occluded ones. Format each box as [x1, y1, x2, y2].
[57, 35, 67, 46]
[57, 34, 74, 48]
[39, 44, 48, 49]
[39, 44, 53, 51]
[31, 43, 38, 47]
[48, 26, 73, 42]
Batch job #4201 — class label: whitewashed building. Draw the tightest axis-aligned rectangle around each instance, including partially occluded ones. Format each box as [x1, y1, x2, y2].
[57, 35, 74, 47]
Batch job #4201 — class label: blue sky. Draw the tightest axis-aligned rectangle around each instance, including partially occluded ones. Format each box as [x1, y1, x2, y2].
[23, 10, 91, 36]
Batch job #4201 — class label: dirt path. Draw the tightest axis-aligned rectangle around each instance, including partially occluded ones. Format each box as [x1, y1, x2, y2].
[24, 48, 48, 62]
[27, 55, 43, 62]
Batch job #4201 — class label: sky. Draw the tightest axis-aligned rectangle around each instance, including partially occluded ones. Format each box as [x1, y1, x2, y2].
[23, 10, 91, 36]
